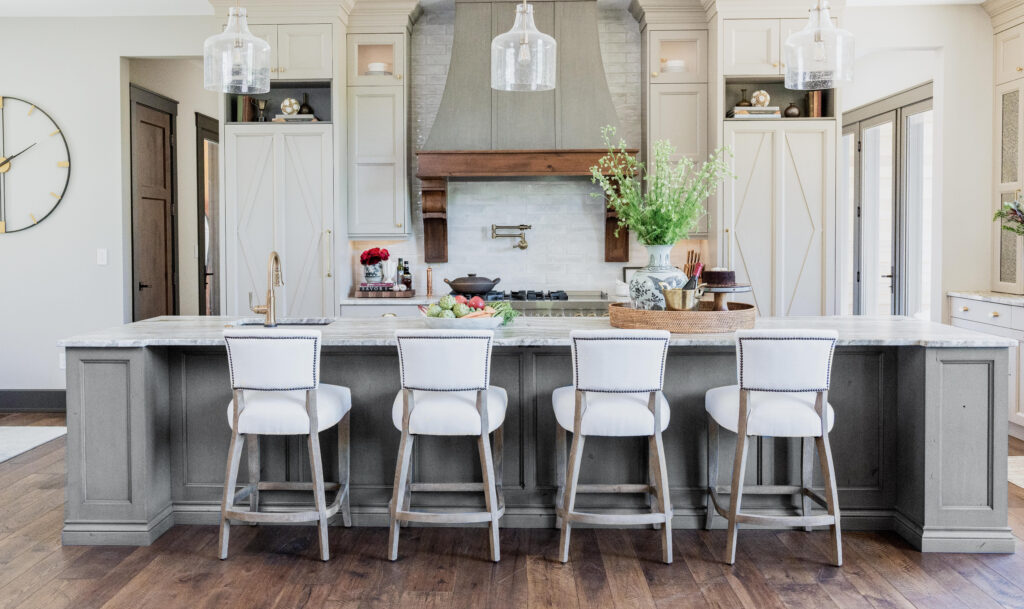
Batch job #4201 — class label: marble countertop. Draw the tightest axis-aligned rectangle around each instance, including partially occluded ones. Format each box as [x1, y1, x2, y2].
[339, 297, 431, 306]
[57, 315, 1018, 348]
[948, 290, 1024, 306]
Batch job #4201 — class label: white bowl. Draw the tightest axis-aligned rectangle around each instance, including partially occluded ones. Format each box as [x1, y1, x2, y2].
[422, 315, 504, 330]
[367, 62, 389, 72]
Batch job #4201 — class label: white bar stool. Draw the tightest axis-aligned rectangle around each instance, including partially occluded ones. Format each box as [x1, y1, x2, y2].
[389, 329, 506, 562]
[705, 329, 842, 566]
[554, 329, 674, 564]
[220, 329, 352, 561]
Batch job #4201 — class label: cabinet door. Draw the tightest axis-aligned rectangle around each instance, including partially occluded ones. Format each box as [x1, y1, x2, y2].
[723, 19, 780, 76]
[949, 316, 1024, 429]
[996, 25, 1024, 85]
[648, 30, 708, 84]
[778, 122, 834, 316]
[347, 86, 407, 236]
[723, 123, 776, 313]
[277, 24, 332, 80]
[649, 83, 708, 234]
[278, 126, 334, 316]
[993, 190, 1024, 294]
[997, 81, 1023, 190]
[348, 33, 406, 86]
[224, 126, 278, 315]
[248, 24, 279, 77]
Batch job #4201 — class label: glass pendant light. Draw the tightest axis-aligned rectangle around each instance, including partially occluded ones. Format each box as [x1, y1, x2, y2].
[491, 0, 556, 92]
[783, 0, 854, 90]
[204, 4, 271, 94]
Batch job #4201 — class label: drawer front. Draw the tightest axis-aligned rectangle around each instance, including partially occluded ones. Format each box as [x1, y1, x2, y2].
[949, 297, 1013, 328]
[339, 304, 421, 319]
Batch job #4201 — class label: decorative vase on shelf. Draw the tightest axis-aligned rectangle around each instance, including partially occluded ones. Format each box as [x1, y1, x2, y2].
[629, 245, 688, 310]
[362, 263, 383, 283]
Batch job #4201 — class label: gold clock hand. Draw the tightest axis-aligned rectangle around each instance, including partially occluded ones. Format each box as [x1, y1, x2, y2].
[0, 142, 37, 171]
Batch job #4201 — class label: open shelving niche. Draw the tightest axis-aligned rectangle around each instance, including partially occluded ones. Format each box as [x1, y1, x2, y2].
[225, 80, 333, 124]
[723, 77, 835, 120]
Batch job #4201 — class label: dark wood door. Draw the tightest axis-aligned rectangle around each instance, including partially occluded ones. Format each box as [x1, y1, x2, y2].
[130, 87, 177, 321]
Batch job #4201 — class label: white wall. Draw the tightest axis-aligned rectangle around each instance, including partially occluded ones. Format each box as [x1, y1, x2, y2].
[843, 4, 993, 322]
[0, 17, 218, 390]
[842, 49, 935, 112]
[128, 58, 220, 316]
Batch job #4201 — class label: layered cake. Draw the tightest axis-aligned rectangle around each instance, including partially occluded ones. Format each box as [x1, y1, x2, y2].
[702, 268, 736, 286]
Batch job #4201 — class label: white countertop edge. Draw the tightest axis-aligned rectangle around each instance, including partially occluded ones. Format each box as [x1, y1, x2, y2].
[57, 315, 1019, 349]
[947, 290, 1024, 307]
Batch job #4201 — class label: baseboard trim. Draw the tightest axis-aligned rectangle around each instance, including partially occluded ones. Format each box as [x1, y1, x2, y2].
[0, 390, 66, 413]
[1010, 421, 1024, 442]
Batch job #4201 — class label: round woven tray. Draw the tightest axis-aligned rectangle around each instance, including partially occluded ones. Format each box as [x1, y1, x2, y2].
[608, 301, 756, 333]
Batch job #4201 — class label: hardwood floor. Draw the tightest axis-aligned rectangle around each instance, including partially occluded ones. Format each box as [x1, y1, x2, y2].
[1, 413, 1022, 609]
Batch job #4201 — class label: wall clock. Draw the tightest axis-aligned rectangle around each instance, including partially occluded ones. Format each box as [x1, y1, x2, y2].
[0, 96, 71, 233]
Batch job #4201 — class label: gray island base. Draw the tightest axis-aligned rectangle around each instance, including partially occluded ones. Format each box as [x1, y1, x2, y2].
[59, 316, 1016, 553]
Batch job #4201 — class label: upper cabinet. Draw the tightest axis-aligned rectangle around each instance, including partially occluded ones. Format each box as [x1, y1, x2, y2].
[648, 30, 708, 84]
[723, 19, 780, 76]
[997, 24, 1024, 86]
[348, 33, 406, 86]
[249, 23, 332, 80]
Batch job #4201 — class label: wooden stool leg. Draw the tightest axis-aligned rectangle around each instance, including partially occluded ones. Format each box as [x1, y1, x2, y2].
[554, 425, 567, 530]
[219, 430, 245, 560]
[478, 430, 502, 562]
[338, 413, 352, 527]
[725, 430, 750, 565]
[400, 445, 413, 529]
[648, 438, 661, 530]
[248, 434, 260, 525]
[801, 437, 813, 532]
[650, 432, 673, 564]
[706, 418, 719, 530]
[558, 432, 585, 563]
[494, 426, 505, 511]
[816, 434, 843, 566]
[388, 431, 414, 561]
[308, 430, 330, 562]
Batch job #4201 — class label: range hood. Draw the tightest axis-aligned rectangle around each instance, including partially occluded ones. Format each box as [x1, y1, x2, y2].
[418, 0, 633, 263]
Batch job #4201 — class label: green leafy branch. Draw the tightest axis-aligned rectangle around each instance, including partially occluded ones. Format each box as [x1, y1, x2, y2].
[590, 125, 733, 246]
[995, 198, 1024, 236]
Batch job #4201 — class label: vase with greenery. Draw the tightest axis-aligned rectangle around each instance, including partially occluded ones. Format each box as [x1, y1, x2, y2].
[591, 126, 732, 310]
[994, 198, 1024, 236]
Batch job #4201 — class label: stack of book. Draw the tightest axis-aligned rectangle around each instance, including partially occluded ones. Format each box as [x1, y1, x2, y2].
[727, 106, 781, 119]
[358, 282, 395, 292]
[272, 114, 318, 123]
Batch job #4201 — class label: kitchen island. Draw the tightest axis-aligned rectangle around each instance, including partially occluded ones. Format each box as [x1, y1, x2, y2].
[58, 316, 1016, 553]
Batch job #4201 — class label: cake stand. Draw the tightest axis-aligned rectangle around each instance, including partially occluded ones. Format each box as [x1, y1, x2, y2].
[703, 284, 752, 312]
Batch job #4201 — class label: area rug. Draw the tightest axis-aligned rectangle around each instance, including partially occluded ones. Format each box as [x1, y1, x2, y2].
[0, 426, 66, 464]
[1011, 456, 1024, 489]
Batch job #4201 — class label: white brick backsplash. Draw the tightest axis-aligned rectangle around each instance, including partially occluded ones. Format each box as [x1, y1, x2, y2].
[352, 7, 650, 298]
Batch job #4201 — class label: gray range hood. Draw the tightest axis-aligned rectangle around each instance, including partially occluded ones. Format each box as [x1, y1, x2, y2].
[423, 0, 621, 151]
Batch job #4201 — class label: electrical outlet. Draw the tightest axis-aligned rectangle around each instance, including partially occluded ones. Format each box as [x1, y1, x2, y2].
[58, 350, 66, 370]
[96, 248, 108, 266]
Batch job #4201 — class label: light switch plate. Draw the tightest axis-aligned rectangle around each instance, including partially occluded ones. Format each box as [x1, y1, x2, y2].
[96, 248, 108, 266]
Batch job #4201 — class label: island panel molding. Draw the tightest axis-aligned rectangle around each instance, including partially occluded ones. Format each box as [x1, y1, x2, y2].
[415, 149, 637, 263]
[60, 317, 1015, 552]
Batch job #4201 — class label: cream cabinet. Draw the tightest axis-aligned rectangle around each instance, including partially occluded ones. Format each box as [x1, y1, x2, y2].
[993, 80, 1024, 293]
[224, 124, 335, 317]
[723, 19, 781, 76]
[249, 23, 332, 80]
[722, 121, 836, 315]
[647, 30, 707, 84]
[996, 24, 1024, 86]
[348, 33, 406, 86]
[347, 86, 408, 237]
[648, 83, 708, 234]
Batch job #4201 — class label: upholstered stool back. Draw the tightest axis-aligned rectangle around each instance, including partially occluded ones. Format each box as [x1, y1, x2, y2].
[570, 330, 670, 393]
[735, 329, 837, 393]
[396, 330, 493, 392]
[224, 329, 321, 391]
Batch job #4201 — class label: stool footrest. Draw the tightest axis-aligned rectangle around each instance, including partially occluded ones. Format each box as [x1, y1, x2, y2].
[225, 503, 339, 524]
[576, 483, 653, 495]
[409, 482, 484, 493]
[557, 509, 670, 526]
[709, 487, 834, 527]
[394, 506, 505, 525]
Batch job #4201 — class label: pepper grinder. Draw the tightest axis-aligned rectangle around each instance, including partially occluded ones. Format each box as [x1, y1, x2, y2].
[426, 267, 433, 297]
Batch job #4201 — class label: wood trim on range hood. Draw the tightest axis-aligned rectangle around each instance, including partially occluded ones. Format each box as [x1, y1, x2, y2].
[416, 148, 638, 263]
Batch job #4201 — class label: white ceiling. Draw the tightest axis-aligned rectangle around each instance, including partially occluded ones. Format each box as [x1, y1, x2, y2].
[0, 0, 985, 17]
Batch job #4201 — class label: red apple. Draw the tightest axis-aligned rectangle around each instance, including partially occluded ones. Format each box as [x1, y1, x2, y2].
[454, 295, 468, 305]
[469, 296, 485, 310]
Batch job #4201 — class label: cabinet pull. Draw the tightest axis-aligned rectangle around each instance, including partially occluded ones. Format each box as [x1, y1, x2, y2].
[279, 67, 286, 73]
[961, 306, 969, 312]
[270, 67, 278, 73]
[324, 229, 333, 278]
[991, 311, 1001, 318]
[1017, 66, 1023, 72]
[395, 73, 402, 80]
[772, 62, 779, 68]
[651, 71, 659, 78]
[382, 313, 397, 318]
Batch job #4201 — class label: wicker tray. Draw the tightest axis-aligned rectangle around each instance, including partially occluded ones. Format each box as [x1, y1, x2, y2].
[609, 301, 756, 333]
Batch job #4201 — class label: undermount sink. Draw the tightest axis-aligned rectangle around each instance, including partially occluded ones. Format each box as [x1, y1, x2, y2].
[236, 318, 335, 327]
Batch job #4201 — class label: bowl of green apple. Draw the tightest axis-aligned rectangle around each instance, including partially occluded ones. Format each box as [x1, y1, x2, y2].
[419, 294, 519, 329]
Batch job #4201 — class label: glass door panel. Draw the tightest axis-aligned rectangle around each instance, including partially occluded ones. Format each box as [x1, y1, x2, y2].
[902, 104, 933, 319]
[860, 114, 896, 315]
[841, 130, 857, 315]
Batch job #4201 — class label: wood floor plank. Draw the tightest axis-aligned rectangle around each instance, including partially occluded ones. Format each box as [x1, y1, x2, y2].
[629, 530, 704, 609]
[526, 529, 579, 609]
[595, 528, 657, 609]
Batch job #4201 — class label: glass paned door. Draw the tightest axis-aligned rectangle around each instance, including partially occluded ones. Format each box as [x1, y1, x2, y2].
[840, 130, 858, 315]
[902, 102, 934, 319]
[860, 112, 896, 315]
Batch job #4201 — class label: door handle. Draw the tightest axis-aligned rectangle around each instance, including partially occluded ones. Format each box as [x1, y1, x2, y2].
[138, 282, 151, 291]
[323, 229, 333, 278]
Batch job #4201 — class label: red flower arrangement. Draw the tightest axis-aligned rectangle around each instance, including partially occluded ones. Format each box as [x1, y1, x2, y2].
[359, 247, 390, 266]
